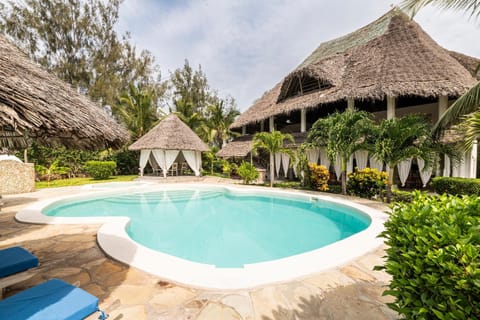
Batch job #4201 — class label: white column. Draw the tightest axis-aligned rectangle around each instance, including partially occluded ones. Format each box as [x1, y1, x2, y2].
[242, 126, 246, 135]
[438, 95, 448, 120]
[387, 96, 395, 119]
[260, 121, 264, 132]
[269, 116, 274, 132]
[300, 109, 306, 133]
[443, 155, 451, 177]
[347, 98, 355, 110]
[470, 141, 477, 178]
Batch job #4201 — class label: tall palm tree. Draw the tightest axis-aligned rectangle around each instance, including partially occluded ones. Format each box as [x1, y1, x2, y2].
[307, 109, 374, 195]
[371, 115, 434, 202]
[113, 83, 159, 140]
[205, 101, 240, 147]
[253, 130, 294, 187]
[402, 0, 480, 144]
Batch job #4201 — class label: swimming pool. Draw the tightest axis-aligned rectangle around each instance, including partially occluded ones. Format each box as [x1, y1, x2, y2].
[17, 183, 387, 289]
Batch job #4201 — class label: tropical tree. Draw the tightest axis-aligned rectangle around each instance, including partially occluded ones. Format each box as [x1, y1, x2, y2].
[204, 100, 240, 147]
[402, 0, 480, 144]
[113, 83, 160, 140]
[0, 0, 161, 107]
[169, 59, 216, 115]
[171, 98, 205, 132]
[371, 115, 434, 202]
[253, 131, 294, 187]
[307, 109, 375, 195]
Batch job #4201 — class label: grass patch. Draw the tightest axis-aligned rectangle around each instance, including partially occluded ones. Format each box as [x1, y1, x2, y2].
[35, 175, 137, 189]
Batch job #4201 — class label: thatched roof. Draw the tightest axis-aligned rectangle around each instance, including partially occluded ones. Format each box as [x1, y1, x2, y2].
[128, 114, 209, 151]
[231, 8, 479, 129]
[0, 34, 128, 150]
[217, 132, 306, 159]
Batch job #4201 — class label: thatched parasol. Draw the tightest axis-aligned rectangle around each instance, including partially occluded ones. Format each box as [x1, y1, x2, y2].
[129, 114, 209, 152]
[231, 7, 479, 129]
[0, 34, 128, 150]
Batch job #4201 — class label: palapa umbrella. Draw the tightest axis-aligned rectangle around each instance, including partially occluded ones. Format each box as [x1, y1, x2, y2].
[0, 34, 128, 150]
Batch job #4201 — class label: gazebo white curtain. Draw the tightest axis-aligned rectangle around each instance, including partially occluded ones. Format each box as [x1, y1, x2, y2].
[139, 149, 151, 176]
[369, 156, 384, 172]
[275, 152, 282, 177]
[334, 154, 342, 181]
[354, 150, 369, 170]
[416, 158, 433, 187]
[397, 158, 412, 187]
[281, 153, 290, 177]
[306, 148, 320, 164]
[319, 147, 330, 169]
[183, 150, 202, 176]
[293, 157, 299, 177]
[151, 150, 167, 177]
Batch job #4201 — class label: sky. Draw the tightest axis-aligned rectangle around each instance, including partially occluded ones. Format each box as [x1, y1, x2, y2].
[116, 0, 480, 111]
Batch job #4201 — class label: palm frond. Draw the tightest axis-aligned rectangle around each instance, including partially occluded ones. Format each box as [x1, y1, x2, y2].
[401, 0, 480, 19]
[434, 81, 480, 135]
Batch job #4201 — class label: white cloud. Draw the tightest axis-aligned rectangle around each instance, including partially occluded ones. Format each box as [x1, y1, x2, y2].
[117, 1, 480, 111]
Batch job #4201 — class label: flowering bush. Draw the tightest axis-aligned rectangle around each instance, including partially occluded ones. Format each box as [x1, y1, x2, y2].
[308, 163, 329, 191]
[347, 167, 387, 199]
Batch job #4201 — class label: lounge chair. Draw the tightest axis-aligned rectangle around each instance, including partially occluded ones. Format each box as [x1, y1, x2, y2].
[0, 246, 39, 298]
[0, 278, 107, 319]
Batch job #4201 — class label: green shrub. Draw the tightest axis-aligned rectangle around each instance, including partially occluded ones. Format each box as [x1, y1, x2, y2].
[431, 176, 480, 196]
[84, 161, 116, 180]
[390, 190, 415, 203]
[376, 192, 480, 319]
[237, 161, 259, 184]
[347, 167, 387, 199]
[221, 160, 237, 177]
[325, 184, 342, 194]
[308, 163, 329, 191]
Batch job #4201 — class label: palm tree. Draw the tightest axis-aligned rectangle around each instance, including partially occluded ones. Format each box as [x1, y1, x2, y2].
[253, 130, 294, 187]
[113, 83, 159, 140]
[307, 109, 374, 195]
[205, 101, 240, 147]
[371, 115, 434, 202]
[402, 0, 480, 145]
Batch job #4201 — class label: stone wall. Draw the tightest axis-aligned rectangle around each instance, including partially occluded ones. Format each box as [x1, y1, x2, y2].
[0, 160, 35, 194]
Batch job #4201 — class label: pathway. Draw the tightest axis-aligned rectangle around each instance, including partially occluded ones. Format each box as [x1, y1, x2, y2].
[0, 177, 397, 319]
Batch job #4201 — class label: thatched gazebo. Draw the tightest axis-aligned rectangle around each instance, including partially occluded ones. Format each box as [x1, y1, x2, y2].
[129, 114, 209, 177]
[0, 34, 128, 150]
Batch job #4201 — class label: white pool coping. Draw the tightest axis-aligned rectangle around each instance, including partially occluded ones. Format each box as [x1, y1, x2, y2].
[16, 182, 388, 290]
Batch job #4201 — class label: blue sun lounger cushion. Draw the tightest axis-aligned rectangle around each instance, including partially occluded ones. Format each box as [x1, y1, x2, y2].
[0, 246, 39, 278]
[0, 278, 107, 320]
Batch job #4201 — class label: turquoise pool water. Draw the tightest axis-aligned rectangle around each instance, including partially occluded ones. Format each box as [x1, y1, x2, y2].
[43, 188, 371, 268]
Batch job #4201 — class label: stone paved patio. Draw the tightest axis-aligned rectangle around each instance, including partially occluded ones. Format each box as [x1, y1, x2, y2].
[0, 177, 397, 319]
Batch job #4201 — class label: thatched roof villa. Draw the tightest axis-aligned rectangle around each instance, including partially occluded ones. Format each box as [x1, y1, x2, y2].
[129, 114, 209, 177]
[220, 8, 479, 184]
[0, 34, 128, 150]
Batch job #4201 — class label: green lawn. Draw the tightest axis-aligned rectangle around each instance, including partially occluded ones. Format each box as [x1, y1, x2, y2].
[35, 175, 138, 189]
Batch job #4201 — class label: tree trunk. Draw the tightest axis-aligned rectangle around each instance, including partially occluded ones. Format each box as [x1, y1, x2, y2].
[386, 167, 395, 203]
[270, 152, 274, 187]
[341, 158, 347, 195]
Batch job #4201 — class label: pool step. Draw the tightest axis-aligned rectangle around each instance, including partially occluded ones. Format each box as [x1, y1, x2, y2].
[103, 190, 224, 204]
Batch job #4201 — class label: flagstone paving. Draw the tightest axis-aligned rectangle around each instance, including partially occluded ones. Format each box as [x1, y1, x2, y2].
[0, 177, 397, 319]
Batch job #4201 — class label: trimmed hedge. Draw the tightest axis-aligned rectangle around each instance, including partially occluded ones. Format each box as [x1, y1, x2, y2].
[431, 176, 480, 196]
[377, 192, 480, 319]
[84, 161, 116, 180]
